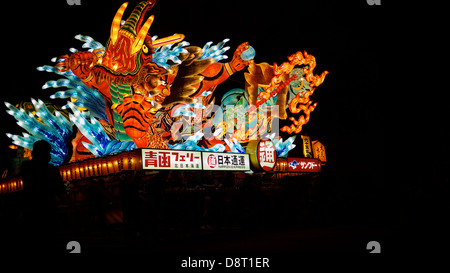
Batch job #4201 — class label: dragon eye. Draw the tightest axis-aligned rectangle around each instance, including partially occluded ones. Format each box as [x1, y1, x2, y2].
[142, 44, 149, 54]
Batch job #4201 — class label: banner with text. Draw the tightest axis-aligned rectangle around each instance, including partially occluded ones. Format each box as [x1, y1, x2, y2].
[287, 158, 320, 173]
[142, 149, 202, 170]
[202, 152, 250, 171]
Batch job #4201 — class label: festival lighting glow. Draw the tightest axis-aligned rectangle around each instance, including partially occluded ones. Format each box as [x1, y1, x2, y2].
[5, 0, 327, 166]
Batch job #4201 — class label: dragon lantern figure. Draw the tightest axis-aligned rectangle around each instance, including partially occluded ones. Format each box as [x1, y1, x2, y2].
[56, 0, 251, 151]
[5, 0, 328, 165]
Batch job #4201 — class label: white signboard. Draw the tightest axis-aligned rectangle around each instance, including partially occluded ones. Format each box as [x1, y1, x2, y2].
[142, 149, 202, 170]
[202, 152, 250, 171]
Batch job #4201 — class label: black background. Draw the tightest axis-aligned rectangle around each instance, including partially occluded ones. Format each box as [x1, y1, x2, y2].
[0, 0, 385, 180]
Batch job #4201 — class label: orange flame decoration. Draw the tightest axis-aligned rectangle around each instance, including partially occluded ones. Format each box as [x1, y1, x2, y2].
[253, 51, 328, 134]
[283, 97, 317, 134]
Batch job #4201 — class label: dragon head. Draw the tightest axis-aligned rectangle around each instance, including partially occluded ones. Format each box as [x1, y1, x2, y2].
[99, 1, 157, 76]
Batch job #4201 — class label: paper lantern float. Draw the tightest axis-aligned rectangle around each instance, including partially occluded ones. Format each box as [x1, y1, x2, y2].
[5, 0, 327, 167]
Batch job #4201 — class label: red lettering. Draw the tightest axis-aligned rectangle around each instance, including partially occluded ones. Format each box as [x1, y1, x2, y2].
[144, 151, 158, 167]
[159, 151, 171, 167]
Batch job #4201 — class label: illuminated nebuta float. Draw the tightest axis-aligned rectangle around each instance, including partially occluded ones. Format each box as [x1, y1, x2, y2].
[5, 0, 328, 167]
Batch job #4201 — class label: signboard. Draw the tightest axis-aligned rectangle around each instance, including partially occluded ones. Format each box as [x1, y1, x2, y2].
[312, 140, 327, 162]
[288, 158, 320, 173]
[202, 152, 250, 171]
[247, 139, 277, 172]
[142, 149, 202, 170]
[273, 158, 288, 172]
[301, 135, 313, 158]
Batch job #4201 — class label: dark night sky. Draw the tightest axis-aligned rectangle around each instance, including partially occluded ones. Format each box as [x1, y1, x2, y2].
[0, 0, 386, 180]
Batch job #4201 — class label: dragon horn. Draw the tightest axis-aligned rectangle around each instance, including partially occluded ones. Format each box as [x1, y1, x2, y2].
[110, 2, 128, 46]
[131, 15, 154, 55]
[121, 0, 156, 36]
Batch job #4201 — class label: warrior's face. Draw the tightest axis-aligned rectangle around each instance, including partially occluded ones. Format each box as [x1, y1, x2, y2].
[147, 72, 176, 109]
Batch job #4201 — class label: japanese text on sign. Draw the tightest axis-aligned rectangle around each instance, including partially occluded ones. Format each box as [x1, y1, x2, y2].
[312, 140, 327, 162]
[287, 158, 320, 172]
[258, 139, 277, 171]
[142, 149, 202, 170]
[203, 152, 250, 171]
[301, 135, 313, 158]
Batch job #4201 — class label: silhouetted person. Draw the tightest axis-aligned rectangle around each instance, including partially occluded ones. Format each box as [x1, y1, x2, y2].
[20, 140, 65, 254]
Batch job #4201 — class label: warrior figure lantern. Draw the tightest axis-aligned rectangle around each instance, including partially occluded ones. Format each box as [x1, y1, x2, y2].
[5, 0, 328, 166]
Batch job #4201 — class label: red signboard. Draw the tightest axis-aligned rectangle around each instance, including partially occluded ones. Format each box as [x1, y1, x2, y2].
[257, 139, 277, 171]
[287, 158, 320, 173]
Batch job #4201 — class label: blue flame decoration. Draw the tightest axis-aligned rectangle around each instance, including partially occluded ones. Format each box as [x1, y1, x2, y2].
[224, 138, 246, 154]
[5, 99, 74, 166]
[152, 37, 189, 69]
[62, 34, 105, 55]
[37, 65, 108, 122]
[74, 34, 105, 52]
[37, 34, 107, 121]
[66, 102, 136, 157]
[198, 39, 230, 61]
[152, 37, 230, 69]
[270, 135, 297, 158]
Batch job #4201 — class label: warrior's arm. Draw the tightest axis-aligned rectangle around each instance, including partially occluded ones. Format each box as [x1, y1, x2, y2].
[56, 51, 113, 100]
[194, 42, 251, 95]
[56, 51, 98, 81]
